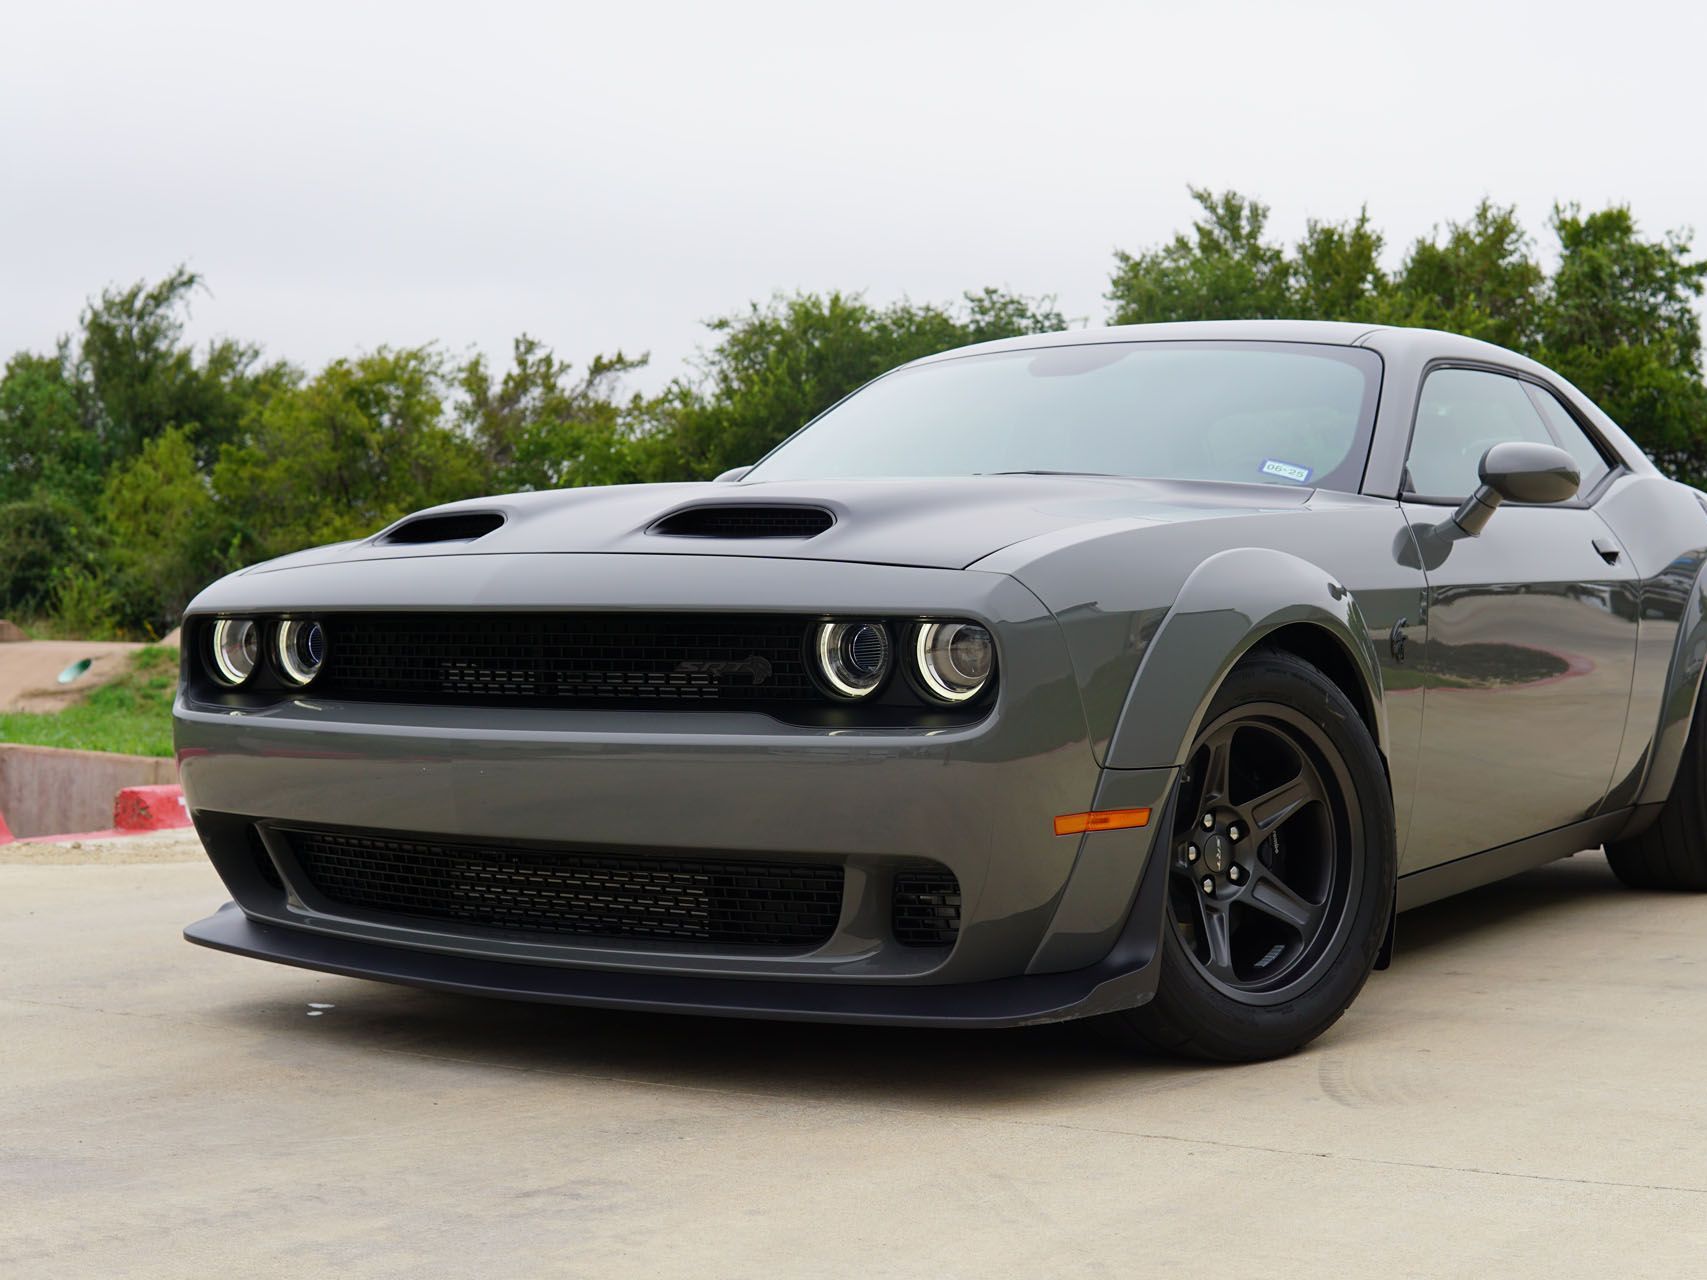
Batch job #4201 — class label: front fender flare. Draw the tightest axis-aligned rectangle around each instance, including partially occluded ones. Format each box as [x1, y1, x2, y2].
[1102, 547, 1388, 771]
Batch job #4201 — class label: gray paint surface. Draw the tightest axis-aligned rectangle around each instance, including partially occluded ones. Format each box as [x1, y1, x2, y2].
[174, 320, 1707, 1024]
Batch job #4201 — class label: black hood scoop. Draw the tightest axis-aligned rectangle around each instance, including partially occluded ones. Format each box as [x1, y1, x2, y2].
[649, 504, 834, 539]
[379, 511, 506, 544]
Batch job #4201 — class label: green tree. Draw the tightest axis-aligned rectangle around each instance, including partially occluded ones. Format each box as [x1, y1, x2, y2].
[1539, 204, 1707, 480]
[0, 352, 97, 506]
[0, 494, 102, 617]
[1380, 200, 1545, 348]
[1107, 188, 1293, 324]
[1291, 210, 1387, 322]
[457, 337, 658, 491]
[101, 426, 230, 629]
[71, 267, 289, 470]
[214, 347, 486, 561]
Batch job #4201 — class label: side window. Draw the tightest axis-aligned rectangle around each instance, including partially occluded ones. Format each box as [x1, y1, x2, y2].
[1525, 384, 1612, 495]
[1405, 368, 1557, 499]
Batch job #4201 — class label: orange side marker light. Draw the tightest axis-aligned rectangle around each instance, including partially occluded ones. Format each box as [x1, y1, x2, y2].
[1053, 807, 1152, 837]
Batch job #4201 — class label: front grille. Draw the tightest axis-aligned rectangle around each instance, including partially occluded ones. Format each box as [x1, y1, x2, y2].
[286, 829, 845, 948]
[892, 869, 962, 946]
[315, 612, 817, 707]
[650, 505, 834, 538]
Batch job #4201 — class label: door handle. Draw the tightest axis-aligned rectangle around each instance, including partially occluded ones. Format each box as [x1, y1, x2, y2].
[1592, 537, 1621, 565]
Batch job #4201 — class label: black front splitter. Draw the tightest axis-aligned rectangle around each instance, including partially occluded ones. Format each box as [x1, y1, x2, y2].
[184, 903, 1160, 1029]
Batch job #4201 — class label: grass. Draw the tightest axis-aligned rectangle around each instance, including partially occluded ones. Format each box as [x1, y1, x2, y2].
[0, 646, 177, 757]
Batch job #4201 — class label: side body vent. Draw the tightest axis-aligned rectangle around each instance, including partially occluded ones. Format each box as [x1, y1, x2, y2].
[651, 505, 834, 539]
[380, 512, 506, 545]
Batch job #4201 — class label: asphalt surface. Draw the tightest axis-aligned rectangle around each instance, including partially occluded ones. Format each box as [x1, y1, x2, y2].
[5, 843, 1706, 1277]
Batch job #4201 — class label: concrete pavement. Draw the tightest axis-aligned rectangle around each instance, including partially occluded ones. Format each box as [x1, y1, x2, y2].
[4, 845, 1706, 1277]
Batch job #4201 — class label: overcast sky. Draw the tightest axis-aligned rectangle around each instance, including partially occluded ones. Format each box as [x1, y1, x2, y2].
[4, 0, 1704, 391]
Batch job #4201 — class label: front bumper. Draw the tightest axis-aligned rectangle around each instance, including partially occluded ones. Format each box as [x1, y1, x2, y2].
[177, 553, 1173, 1022]
[184, 871, 1166, 1027]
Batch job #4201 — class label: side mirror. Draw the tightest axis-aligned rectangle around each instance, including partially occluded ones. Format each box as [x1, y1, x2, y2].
[714, 466, 752, 483]
[1452, 442, 1580, 536]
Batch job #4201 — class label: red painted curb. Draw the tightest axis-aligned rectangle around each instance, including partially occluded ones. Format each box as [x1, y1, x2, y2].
[0, 784, 191, 846]
[113, 784, 191, 832]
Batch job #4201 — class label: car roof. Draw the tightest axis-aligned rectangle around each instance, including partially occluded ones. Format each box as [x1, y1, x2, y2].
[907, 319, 1555, 376]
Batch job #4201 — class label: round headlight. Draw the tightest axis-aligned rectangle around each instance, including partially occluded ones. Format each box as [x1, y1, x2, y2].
[275, 619, 326, 686]
[209, 619, 260, 686]
[914, 621, 995, 703]
[813, 620, 891, 699]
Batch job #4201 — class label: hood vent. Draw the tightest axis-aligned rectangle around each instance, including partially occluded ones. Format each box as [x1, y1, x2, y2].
[650, 505, 834, 539]
[380, 512, 506, 545]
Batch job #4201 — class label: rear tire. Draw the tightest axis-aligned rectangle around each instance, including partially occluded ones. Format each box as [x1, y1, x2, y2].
[1606, 696, 1707, 891]
[1098, 648, 1395, 1062]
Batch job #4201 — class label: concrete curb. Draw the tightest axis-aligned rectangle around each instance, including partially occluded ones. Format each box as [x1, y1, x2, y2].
[0, 782, 189, 846]
[112, 784, 192, 832]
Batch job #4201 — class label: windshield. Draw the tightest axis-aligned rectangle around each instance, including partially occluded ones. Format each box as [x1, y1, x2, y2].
[746, 340, 1382, 491]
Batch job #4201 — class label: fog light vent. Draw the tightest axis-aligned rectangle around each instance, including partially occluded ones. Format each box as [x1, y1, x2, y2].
[892, 868, 961, 947]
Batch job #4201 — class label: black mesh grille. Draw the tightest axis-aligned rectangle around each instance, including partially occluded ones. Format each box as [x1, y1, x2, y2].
[315, 613, 816, 707]
[892, 869, 962, 947]
[651, 505, 833, 538]
[286, 829, 845, 947]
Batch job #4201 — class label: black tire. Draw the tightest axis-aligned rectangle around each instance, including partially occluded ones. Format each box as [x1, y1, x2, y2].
[1099, 647, 1396, 1062]
[1606, 695, 1707, 891]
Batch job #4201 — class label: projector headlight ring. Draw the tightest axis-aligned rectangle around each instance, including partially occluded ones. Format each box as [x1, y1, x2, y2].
[209, 618, 261, 686]
[275, 619, 327, 686]
[812, 620, 891, 699]
[913, 621, 995, 703]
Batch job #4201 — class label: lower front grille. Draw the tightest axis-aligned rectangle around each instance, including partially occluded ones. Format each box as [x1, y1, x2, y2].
[892, 869, 962, 946]
[284, 829, 845, 948]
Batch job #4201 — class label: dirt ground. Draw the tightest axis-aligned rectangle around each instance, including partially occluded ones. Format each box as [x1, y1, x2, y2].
[0, 639, 152, 713]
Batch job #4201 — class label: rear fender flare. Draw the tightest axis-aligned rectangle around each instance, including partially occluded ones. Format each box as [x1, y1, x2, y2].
[1635, 557, 1707, 809]
[1103, 547, 1389, 771]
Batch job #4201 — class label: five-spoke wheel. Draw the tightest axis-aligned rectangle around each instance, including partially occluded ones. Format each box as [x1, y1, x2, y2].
[1101, 647, 1394, 1060]
[1166, 706, 1359, 1003]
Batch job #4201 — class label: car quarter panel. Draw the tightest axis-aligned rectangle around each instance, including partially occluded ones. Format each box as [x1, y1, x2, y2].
[1591, 474, 1707, 810]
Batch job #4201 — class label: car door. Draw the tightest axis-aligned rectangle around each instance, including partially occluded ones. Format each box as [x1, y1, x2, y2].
[1399, 365, 1637, 870]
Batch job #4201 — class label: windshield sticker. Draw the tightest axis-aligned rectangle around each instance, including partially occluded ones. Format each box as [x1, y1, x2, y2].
[1260, 458, 1313, 484]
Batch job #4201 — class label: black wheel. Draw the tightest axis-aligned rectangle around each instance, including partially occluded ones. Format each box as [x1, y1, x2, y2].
[1101, 648, 1395, 1061]
[1606, 693, 1707, 891]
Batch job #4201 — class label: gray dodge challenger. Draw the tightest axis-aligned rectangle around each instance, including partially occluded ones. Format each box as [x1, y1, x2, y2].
[177, 320, 1707, 1060]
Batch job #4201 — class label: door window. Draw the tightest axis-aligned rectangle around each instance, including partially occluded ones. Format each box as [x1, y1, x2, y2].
[1404, 368, 1557, 499]
[1525, 384, 1612, 494]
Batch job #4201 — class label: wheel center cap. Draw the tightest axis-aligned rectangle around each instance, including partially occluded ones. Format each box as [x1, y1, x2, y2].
[1203, 832, 1231, 873]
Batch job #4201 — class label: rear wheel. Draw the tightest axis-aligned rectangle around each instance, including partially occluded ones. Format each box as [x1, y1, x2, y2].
[1100, 648, 1395, 1061]
[1606, 695, 1707, 891]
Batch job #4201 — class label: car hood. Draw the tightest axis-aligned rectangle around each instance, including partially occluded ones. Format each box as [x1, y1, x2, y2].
[245, 475, 1316, 576]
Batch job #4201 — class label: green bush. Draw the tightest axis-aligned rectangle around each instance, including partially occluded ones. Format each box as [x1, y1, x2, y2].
[0, 495, 100, 616]
[50, 568, 122, 640]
